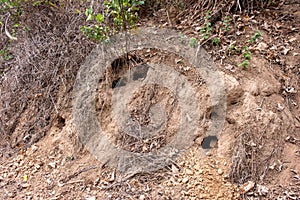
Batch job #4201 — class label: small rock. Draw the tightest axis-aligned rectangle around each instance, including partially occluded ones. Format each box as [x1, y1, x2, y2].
[108, 171, 115, 182]
[179, 161, 185, 167]
[22, 183, 30, 188]
[204, 186, 210, 192]
[289, 37, 297, 42]
[58, 181, 64, 187]
[171, 164, 179, 174]
[166, 181, 173, 187]
[206, 152, 212, 156]
[217, 168, 223, 175]
[194, 164, 201, 171]
[8, 192, 16, 198]
[183, 66, 190, 71]
[34, 164, 41, 170]
[25, 195, 33, 200]
[85, 196, 96, 200]
[285, 86, 297, 94]
[277, 103, 284, 112]
[217, 192, 224, 198]
[48, 162, 56, 169]
[269, 162, 276, 170]
[195, 137, 203, 145]
[182, 177, 189, 184]
[256, 42, 268, 51]
[185, 169, 194, 175]
[250, 142, 257, 147]
[175, 58, 183, 64]
[195, 27, 202, 31]
[31, 145, 39, 153]
[139, 194, 145, 200]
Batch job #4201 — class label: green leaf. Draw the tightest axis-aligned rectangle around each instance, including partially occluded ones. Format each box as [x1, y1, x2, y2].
[189, 37, 198, 48]
[238, 60, 250, 69]
[86, 14, 93, 21]
[85, 8, 93, 17]
[96, 13, 104, 23]
[212, 37, 220, 45]
[243, 52, 251, 60]
[13, 23, 21, 27]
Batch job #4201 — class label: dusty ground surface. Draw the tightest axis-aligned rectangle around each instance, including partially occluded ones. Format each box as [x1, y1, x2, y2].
[0, 1, 299, 200]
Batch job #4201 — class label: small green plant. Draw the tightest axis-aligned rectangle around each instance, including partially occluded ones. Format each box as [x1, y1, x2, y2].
[0, 46, 13, 61]
[201, 11, 212, 40]
[189, 37, 198, 48]
[238, 46, 252, 69]
[228, 44, 240, 55]
[204, 10, 211, 20]
[212, 37, 220, 45]
[222, 16, 231, 31]
[81, 0, 144, 41]
[178, 2, 185, 10]
[179, 32, 184, 41]
[179, 32, 187, 44]
[242, 50, 251, 60]
[81, 24, 110, 42]
[0, 0, 21, 11]
[0, 0, 46, 41]
[32, 0, 43, 6]
[251, 30, 262, 43]
[238, 59, 250, 69]
[65, 155, 75, 161]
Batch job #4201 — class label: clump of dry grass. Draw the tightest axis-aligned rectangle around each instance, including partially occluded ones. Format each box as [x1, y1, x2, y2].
[228, 113, 286, 184]
[0, 1, 97, 148]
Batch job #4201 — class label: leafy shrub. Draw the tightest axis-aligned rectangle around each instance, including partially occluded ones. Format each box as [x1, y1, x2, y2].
[81, 0, 144, 41]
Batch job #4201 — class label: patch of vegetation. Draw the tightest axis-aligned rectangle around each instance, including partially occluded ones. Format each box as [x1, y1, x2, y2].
[81, 0, 144, 41]
[228, 44, 240, 54]
[0, 46, 13, 61]
[222, 16, 231, 31]
[250, 30, 262, 43]
[212, 37, 220, 46]
[189, 37, 198, 48]
[201, 11, 212, 40]
[238, 31, 262, 69]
